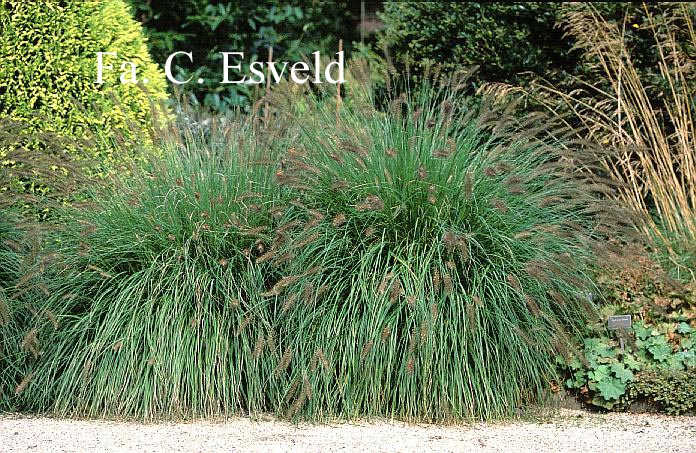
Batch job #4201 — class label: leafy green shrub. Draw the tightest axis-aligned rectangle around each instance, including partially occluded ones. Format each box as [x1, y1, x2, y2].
[0, 0, 167, 162]
[560, 316, 694, 411]
[261, 80, 626, 421]
[127, 0, 358, 111]
[629, 369, 696, 415]
[379, 2, 565, 85]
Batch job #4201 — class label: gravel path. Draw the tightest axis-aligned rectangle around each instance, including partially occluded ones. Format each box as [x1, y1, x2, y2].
[1, 409, 694, 452]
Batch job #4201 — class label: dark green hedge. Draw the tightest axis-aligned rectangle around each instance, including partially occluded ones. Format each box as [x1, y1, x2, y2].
[377, 2, 657, 88]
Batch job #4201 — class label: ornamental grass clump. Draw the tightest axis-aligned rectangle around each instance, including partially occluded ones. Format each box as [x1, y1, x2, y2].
[264, 79, 630, 421]
[9, 118, 284, 418]
[5, 77, 631, 421]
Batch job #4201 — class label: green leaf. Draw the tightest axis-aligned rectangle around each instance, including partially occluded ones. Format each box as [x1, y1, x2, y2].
[676, 322, 693, 334]
[563, 355, 583, 370]
[572, 370, 586, 387]
[633, 322, 652, 340]
[648, 342, 672, 362]
[597, 343, 617, 358]
[675, 350, 695, 369]
[588, 364, 610, 382]
[665, 354, 685, 370]
[622, 354, 641, 371]
[596, 378, 626, 401]
[591, 395, 617, 410]
[610, 363, 634, 383]
[585, 338, 616, 360]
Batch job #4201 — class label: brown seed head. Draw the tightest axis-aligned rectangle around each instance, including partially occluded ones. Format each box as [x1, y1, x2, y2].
[15, 372, 34, 396]
[332, 213, 347, 227]
[442, 231, 457, 253]
[432, 269, 441, 291]
[406, 357, 415, 374]
[274, 348, 293, 377]
[443, 273, 453, 294]
[433, 148, 450, 158]
[524, 294, 541, 315]
[420, 322, 429, 343]
[430, 302, 439, 320]
[463, 172, 473, 198]
[381, 326, 391, 342]
[491, 198, 509, 214]
[303, 374, 312, 400]
[252, 335, 265, 358]
[361, 341, 374, 359]
[22, 329, 40, 358]
[389, 278, 403, 302]
[357, 195, 385, 212]
[507, 274, 522, 293]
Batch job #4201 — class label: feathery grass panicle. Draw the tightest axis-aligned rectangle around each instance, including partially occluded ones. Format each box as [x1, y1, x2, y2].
[491, 3, 696, 279]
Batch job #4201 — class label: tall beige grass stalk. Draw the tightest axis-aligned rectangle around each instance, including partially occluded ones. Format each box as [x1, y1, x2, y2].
[484, 3, 696, 264]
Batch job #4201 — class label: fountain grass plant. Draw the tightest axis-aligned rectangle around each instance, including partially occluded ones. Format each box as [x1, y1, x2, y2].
[8, 118, 285, 418]
[261, 78, 631, 421]
[3, 76, 630, 421]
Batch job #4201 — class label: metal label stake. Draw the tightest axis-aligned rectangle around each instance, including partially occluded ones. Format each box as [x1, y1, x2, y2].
[607, 315, 632, 352]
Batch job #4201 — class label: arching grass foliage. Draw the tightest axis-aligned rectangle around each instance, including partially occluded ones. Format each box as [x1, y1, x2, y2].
[2, 80, 629, 421]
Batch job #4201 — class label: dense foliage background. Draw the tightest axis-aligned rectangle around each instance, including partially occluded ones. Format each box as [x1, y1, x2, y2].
[377, 2, 667, 90]
[126, 0, 360, 111]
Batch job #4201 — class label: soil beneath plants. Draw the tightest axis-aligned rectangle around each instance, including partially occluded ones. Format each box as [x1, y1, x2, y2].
[0, 409, 694, 452]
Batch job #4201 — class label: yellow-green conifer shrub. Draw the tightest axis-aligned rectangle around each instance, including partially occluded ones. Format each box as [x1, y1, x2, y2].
[0, 0, 167, 163]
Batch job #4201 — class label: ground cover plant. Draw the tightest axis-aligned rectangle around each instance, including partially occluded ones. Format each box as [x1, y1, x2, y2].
[558, 241, 695, 414]
[560, 315, 694, 413]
